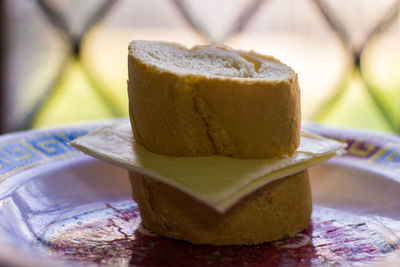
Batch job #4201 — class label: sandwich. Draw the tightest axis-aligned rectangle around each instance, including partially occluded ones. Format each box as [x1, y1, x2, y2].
[71, 40, 345, 246]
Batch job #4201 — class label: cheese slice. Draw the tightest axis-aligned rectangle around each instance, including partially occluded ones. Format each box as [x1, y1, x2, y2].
[71, 120, 346, 213]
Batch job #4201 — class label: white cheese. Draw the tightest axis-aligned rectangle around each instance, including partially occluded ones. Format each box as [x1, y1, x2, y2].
[71, 120, 346, 213]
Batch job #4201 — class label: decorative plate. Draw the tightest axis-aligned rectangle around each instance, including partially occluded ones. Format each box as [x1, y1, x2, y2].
[0, 120, 399, 266]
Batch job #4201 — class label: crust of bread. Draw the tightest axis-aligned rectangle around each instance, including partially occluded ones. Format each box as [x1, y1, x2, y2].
[128, 41, 300, 158]
[129, 170, 312, 246]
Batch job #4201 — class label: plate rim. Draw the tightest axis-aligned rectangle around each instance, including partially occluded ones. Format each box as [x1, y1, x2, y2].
[0, 119, 399, 184]
[0, 119, 400, 266]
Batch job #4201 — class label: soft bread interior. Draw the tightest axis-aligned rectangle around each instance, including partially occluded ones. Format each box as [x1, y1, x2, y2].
[129, 40, 293, 80]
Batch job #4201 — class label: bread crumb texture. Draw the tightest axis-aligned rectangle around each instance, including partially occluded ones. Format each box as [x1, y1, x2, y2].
[128, 40, 301, 158]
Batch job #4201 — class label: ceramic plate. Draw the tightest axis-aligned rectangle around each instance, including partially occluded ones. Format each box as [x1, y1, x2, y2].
[0, 120, 400, 266]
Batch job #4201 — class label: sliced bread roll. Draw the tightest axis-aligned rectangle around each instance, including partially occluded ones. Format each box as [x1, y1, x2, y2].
[128, 40, 300, 158]
[129, 170, 311, 246]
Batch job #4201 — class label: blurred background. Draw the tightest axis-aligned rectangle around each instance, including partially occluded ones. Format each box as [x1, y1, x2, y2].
[1, 0, 400, 134]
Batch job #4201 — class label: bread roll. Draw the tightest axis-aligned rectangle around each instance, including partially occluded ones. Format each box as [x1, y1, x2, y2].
[129, 170, 311, 246]
[128, 40, 300, 158]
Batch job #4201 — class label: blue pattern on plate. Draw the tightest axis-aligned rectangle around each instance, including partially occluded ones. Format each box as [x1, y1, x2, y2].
[0, 142, 42, 167]
[376, 149, 400, 167]
[27, 135, 73, 157]
[0, 122, 399, 181]
[0, 129, 88, 180]
[0, 157, 16, 174]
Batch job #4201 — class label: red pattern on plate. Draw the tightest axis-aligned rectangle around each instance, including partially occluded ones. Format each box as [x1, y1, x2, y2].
[34, 202, 400, 266]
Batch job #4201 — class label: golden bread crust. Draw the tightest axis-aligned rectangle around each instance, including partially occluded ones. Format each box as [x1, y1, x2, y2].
[128, 41, 300, 158]
[129, 170, 312, 246]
